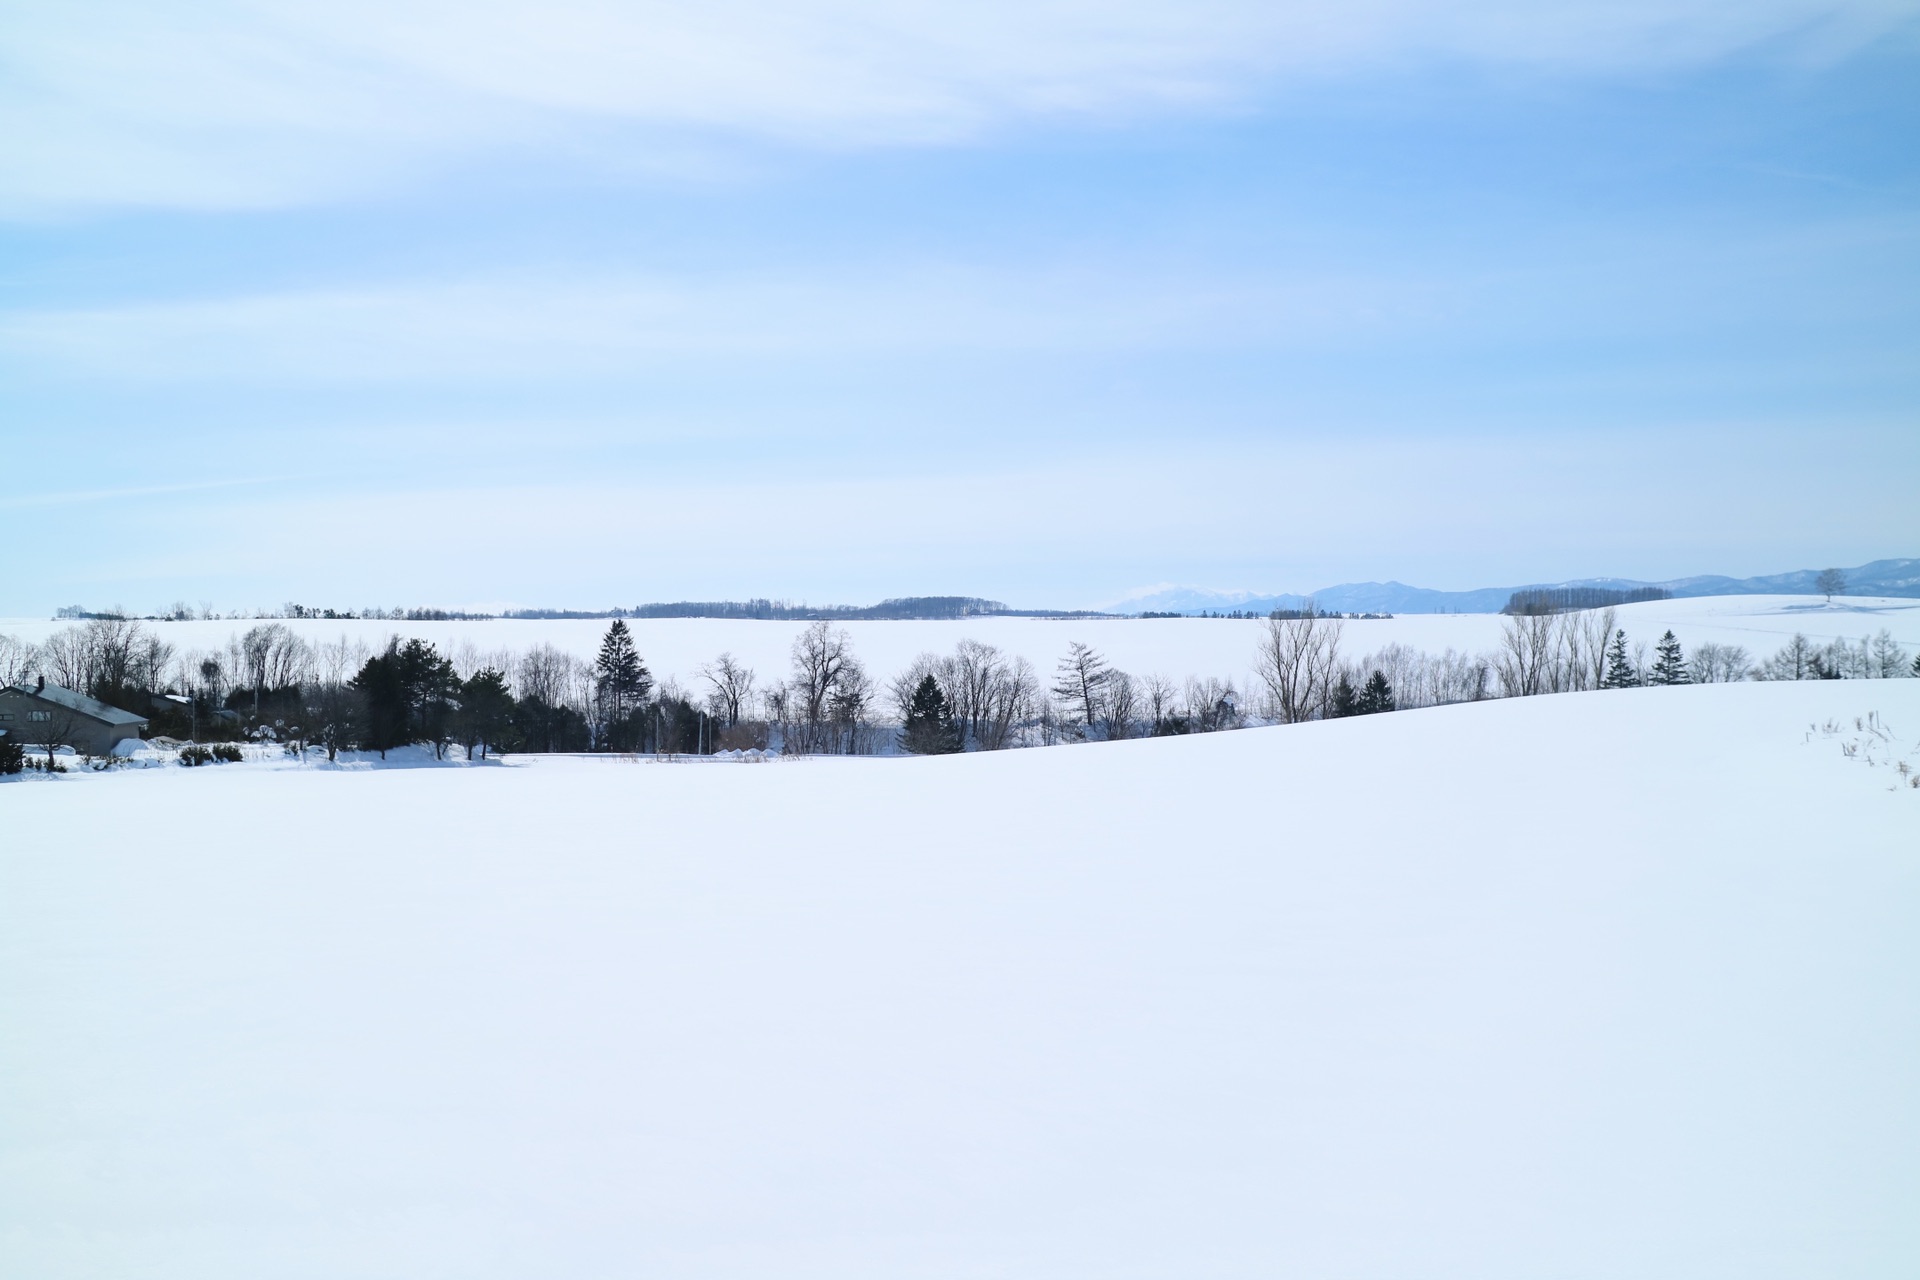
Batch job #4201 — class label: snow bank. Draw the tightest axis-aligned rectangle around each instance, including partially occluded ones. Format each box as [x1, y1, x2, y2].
[2, 680, 1916, 1278]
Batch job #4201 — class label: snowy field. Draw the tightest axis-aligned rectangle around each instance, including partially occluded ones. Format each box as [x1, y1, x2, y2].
[4, 594, 1916, 691]
[4, 679, 1917, 1279]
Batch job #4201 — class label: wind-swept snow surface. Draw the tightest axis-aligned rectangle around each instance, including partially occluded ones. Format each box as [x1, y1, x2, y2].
[4, 681, 1918, 1278]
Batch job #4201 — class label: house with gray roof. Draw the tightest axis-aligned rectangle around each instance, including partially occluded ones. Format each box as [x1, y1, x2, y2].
[0, 678, 149, 756]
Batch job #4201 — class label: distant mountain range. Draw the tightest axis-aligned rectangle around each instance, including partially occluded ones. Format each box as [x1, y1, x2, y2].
[1113, 558, 1920, 616]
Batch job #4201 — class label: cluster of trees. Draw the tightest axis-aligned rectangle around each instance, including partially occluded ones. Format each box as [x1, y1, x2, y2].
[1502, 586, 1672, 615]
[2, 617, 177, 713]
[1751, 631, 1916, 682]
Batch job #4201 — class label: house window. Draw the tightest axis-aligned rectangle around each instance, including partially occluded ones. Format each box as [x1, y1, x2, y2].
[27, 711, 50, 722]
[0, 712, 12, 720]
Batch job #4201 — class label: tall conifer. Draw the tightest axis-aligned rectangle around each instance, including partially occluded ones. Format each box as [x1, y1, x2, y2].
[1601, 629, 1639, 689]
[901, 674, 962, 754]
[1330, 674, 1359, 718]
[1648, 631, 1690, 686]
[1358, 669, 1396, 714]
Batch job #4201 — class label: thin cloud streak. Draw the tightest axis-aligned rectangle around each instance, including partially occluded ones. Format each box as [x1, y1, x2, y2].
[0, 265, 1442, 382]
[3, 0, 1913, 211]
[0, 476, 287, 511]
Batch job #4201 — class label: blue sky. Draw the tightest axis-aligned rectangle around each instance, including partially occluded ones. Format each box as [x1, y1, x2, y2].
[2, 1, 1917, 614]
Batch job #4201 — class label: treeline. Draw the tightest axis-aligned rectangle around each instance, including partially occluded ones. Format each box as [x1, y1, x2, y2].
[3, 609, 1914, 767]
[57, 602, 492, 623]
[1245, 605, 1918, 727]
[1502, 586, 1672, 615]
[0, 618, 1259, 760]
[503, 597, 1112, 621]
[1143, 609, 1395, 620]
[51, 597, 1110, 624]
[618, 597, 1018, 620]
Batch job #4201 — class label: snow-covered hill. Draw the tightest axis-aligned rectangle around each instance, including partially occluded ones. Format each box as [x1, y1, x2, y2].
[4, 680, 1916, 1278]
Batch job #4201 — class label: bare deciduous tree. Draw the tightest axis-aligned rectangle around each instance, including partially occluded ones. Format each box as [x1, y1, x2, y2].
[1183, 676, 1241, 732]
[1565, 606, 1616, 692]
[236, 623, 312, 711]
[82, 617, 141, 693]
[1690, 642, 1751, 684]
[976, 655, 1037, 750]
[17, 700, 83, 769]
[132, 631, 176, 694]
[1816, 567, 1846, 603]
[1495, 612, 1560, 698]
[1100, 670, 1138, 741]
[37, 628, 91, 692]
[787, 621, 857, 755]
[0, 634, 36, 687]
[1255, 609, 1342, 723]
[1140, 673, 1179, 735]
[700, 652, 757, 728]
[829, 655, 875, 755]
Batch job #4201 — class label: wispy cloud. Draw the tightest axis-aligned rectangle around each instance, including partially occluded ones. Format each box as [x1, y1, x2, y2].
[0, 476, 286, 511]
[0, 263, 1442, 382]
[3, 0, 1912, 212]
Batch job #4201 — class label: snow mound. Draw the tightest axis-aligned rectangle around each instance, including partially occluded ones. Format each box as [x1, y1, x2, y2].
[2, 680, 1916, 1279]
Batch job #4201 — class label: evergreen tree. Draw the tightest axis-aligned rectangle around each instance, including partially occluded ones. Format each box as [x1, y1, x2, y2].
[350, 650, 408, 757]
[1913, 650, 1920, 678]
[1330, 673, 1359, 718]
[0, 735, 23, 775]
[394, 638, 459, 756]
[1648, 630, 1690, 686]
[351, 638, 459, 757]
[900, 674, 963, 754]
[1357, 669, 1396, 714]
[1601, 629, 1639, 689]
[458, 667, 516, 759]
[594, 620, 653, 748]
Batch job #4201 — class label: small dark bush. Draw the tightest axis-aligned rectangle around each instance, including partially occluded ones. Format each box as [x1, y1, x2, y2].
[211, 743, 244, 763]
[179, 745, 213, 767]
[0, 738, 24, 775]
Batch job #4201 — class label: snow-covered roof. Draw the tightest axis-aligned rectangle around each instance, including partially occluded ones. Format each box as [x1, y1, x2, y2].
[2, 683, 149, 727]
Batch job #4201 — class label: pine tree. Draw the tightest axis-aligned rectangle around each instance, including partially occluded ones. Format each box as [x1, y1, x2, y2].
[1330, 673, 1359, 718]
[459, 667, 516, 759]
[594, 620, 653, 747]
[394, 638, 459, 756]
[350, 649, 408, 757]
[1913, 650, 1920, 678]
[0, 735, 23, 775]
[1648, 630, 1690, 686]
[1358, 669, 1396, 714]
[349, 639, 460, 758]
[1601, 629, 1639, 689]
[900, 674, 962, 754]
